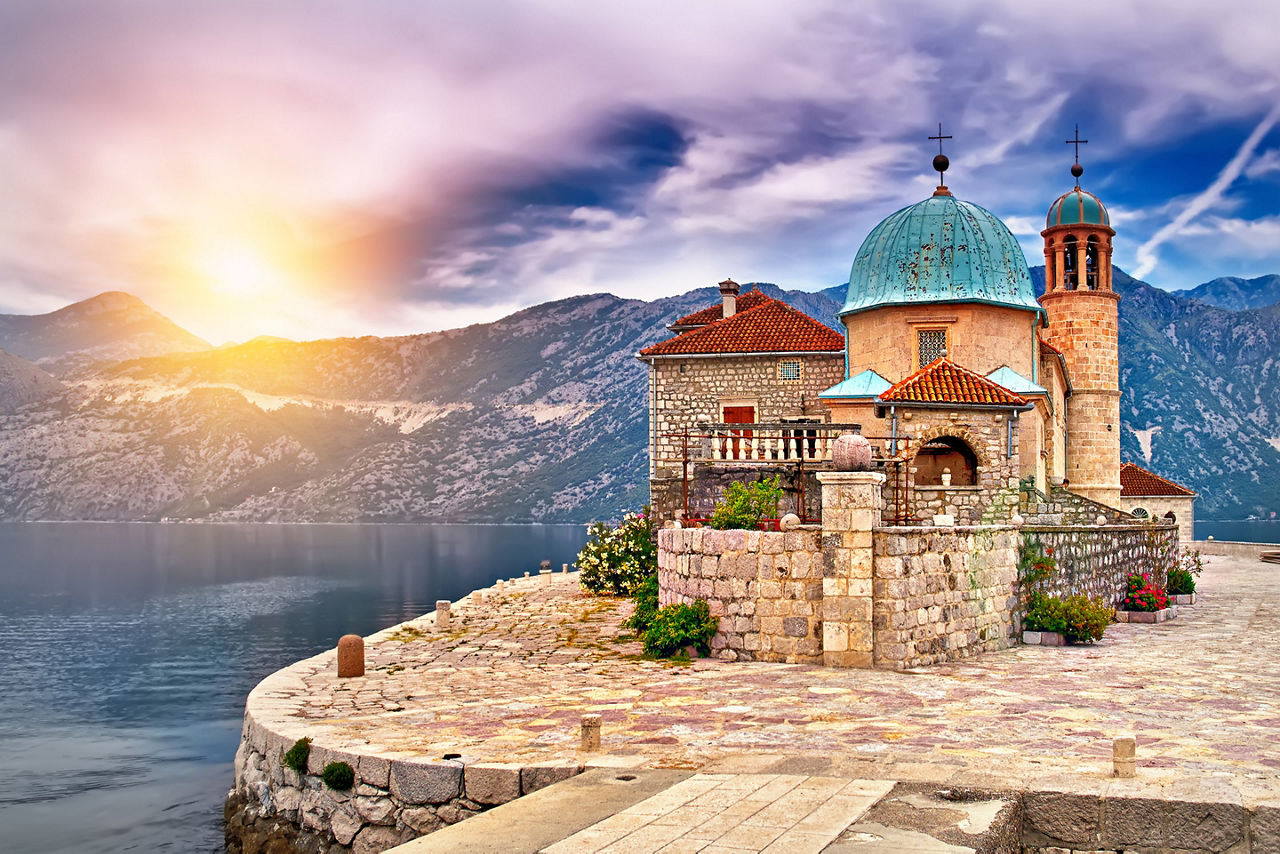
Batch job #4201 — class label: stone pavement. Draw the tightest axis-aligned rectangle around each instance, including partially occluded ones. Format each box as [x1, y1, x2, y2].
[541, 774, 894, 854]
[257, 554, 1280, 805]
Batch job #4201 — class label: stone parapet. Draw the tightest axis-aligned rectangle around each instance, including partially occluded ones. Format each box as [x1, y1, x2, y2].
[657, 526, 824, 662]
[817, 471, 886, 668]
[871, 525, 1019, 669]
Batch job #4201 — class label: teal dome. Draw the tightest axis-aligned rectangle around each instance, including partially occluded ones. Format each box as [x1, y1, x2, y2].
[1046, 188, 1109, 228]
[840, 193, 1042, 318]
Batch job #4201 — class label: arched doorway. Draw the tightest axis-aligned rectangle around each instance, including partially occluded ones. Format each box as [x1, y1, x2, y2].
[915, 436, 978, 486]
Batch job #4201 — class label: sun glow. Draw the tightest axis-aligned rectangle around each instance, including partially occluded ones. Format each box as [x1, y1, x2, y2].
[196, 243, 286, 297]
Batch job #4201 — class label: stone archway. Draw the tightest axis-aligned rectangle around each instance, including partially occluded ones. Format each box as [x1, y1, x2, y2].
[914, 436, 979, 485]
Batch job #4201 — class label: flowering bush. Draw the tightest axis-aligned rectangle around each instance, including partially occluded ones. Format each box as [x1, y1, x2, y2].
[1122, 572, 1168, 612]
[1024, 591, 1111, 643]
[577, 509, 657, 595]
[708, 477, 783, 530]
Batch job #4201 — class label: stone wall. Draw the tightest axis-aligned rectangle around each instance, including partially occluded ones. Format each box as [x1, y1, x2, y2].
[658, 527, 824, 663]
[1021, 522, 1178, 607]
[872, 526, 1020, 669]
[647, 353, 845, 480]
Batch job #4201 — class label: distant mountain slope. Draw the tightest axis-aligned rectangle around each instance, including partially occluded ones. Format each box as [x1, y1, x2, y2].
[1183, 274, 1280, 311]
[0, 291, 211, 374]
[0, 349, 62, 412]
[0, 273, 1275, 521]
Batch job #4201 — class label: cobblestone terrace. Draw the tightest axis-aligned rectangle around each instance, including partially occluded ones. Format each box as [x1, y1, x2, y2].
[260, 555, 1280, 800]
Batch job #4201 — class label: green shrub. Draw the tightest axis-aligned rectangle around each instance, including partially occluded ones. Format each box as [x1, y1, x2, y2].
[708, 477, 783, 530]
[1167, 567, 1196, 595]
[1023, 591, 1067, 634]
[578, 509, 656, 595]
[623, 574, 659, 635]
[1058, 595, 1112, 643]
[641, 600, 719, 658]
[322, 761, 355, 790]
[282, 737, 311, 773]
[1024, 592, 1111, 644]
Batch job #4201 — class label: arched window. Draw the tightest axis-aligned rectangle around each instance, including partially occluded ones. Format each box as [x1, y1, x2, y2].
[1063, 235, 1078, 290]
[1086, 236, 1100, 290]
[916, 436, 978, 486]
[1131, 507, 1149, 519]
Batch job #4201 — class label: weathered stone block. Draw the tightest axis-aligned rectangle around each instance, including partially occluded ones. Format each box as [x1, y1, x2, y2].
[464, 762, 522, 805]
[1101, 797, 1166, 848]
[1165, 801, 1245, 851]
[1023, 792, 1100, 845]
[783, 616, 808, 637]
[520, 763, 579, 794]
[389, 759, 463, 804]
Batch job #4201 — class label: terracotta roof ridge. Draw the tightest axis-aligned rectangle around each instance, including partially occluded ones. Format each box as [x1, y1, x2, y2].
[879, 357, 1029, 406]
[1120, 462, 1197, 497]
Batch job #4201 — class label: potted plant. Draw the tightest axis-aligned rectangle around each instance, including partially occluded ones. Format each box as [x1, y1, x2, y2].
[1022, 591, 1112, 645]
[1116, 572, 1177, 623]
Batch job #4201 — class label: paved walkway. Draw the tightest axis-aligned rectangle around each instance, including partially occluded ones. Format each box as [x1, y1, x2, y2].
[265, 554, 1280, 802]
[543, 774, 894, 854]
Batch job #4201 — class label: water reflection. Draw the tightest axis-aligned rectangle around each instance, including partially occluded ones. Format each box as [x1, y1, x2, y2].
[0, 522, 587, 853]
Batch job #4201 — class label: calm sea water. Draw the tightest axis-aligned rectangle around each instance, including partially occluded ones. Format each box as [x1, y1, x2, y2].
[0, 522, 588, 854]
[1195, 519, 1280, 544]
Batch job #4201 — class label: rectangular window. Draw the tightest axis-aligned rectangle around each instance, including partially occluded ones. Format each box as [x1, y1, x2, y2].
[918, 329, 947, 366]
[778, 359, 802, 382]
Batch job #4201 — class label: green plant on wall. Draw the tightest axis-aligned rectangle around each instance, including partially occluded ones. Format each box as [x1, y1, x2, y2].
[641, 600, 719, 657]
[1018, 542, 1057, 592]
[708, 476, 783, 530]
[282, 737, 311, 773]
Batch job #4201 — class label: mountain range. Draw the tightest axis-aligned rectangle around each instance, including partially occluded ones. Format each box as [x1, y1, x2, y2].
[1183, 274, 1280, 311]
[0, 269, 1276, 522]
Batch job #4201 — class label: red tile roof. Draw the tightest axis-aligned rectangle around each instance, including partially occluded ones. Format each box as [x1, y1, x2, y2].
[1120, 462, 1197, 497]
[639, 297, 844, 357]
[671, 288, 771, 328]
[879, 358, 1029, 406]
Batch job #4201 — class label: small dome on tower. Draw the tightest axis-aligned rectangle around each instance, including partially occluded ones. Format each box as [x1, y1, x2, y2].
[1046, 188, 1110, 229]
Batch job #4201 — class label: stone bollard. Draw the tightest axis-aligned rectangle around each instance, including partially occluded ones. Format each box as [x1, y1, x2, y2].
[337, 634, 365, 678]
[524, 572, 530, 579]
[562, 563, 569, 574]
[1113, 734, 1136, 778]
[581, 714, 602, 751]
[471, 591, 483, 605]
[436, 600, 451, 629]
[496, 579, 505, 592]
[540, 569, 552, 585]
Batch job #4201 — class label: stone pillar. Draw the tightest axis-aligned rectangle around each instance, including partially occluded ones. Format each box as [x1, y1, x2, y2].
[816, 471, 886, 668]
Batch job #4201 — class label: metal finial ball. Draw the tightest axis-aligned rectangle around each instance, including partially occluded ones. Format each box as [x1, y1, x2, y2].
[1071, 162, 1084, 179]
[933, 154, 949, 174]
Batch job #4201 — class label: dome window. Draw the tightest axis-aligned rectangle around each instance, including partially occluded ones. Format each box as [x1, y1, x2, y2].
[917, 329, 947, 367]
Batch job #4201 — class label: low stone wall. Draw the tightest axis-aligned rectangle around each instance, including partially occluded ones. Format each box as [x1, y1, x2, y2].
[228, 602, 585, 854]
[872, 526, 1020, 669]
[1194, 539, 1275, 559]
[658, 527, 824, 663]
[1021, 522, 1178, 607]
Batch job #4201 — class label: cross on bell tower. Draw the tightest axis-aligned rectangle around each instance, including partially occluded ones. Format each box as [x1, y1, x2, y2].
[1065, 124, 1088, 187]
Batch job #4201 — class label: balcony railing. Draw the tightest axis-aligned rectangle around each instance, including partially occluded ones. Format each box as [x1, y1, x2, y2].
[658, 423, 908, 465]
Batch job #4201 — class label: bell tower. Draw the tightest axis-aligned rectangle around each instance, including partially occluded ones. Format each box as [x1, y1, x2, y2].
[1039, 129, 1122, 508]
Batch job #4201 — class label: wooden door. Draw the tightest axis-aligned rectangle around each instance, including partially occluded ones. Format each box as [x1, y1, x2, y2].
[722, 406, 755, 460]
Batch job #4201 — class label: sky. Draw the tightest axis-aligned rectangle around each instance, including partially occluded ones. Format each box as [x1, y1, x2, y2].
[1, 1, 1279, 344]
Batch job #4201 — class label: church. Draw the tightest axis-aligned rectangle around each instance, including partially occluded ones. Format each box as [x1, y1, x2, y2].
[640, 136, 1196, 534]
[645, 134, 1192, 668]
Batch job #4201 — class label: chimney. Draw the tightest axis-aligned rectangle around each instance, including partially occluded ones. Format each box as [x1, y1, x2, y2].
[718, 278, 740, 318]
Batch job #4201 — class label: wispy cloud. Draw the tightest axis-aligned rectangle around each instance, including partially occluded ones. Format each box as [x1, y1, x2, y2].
[1133, 105, 1280, 279]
